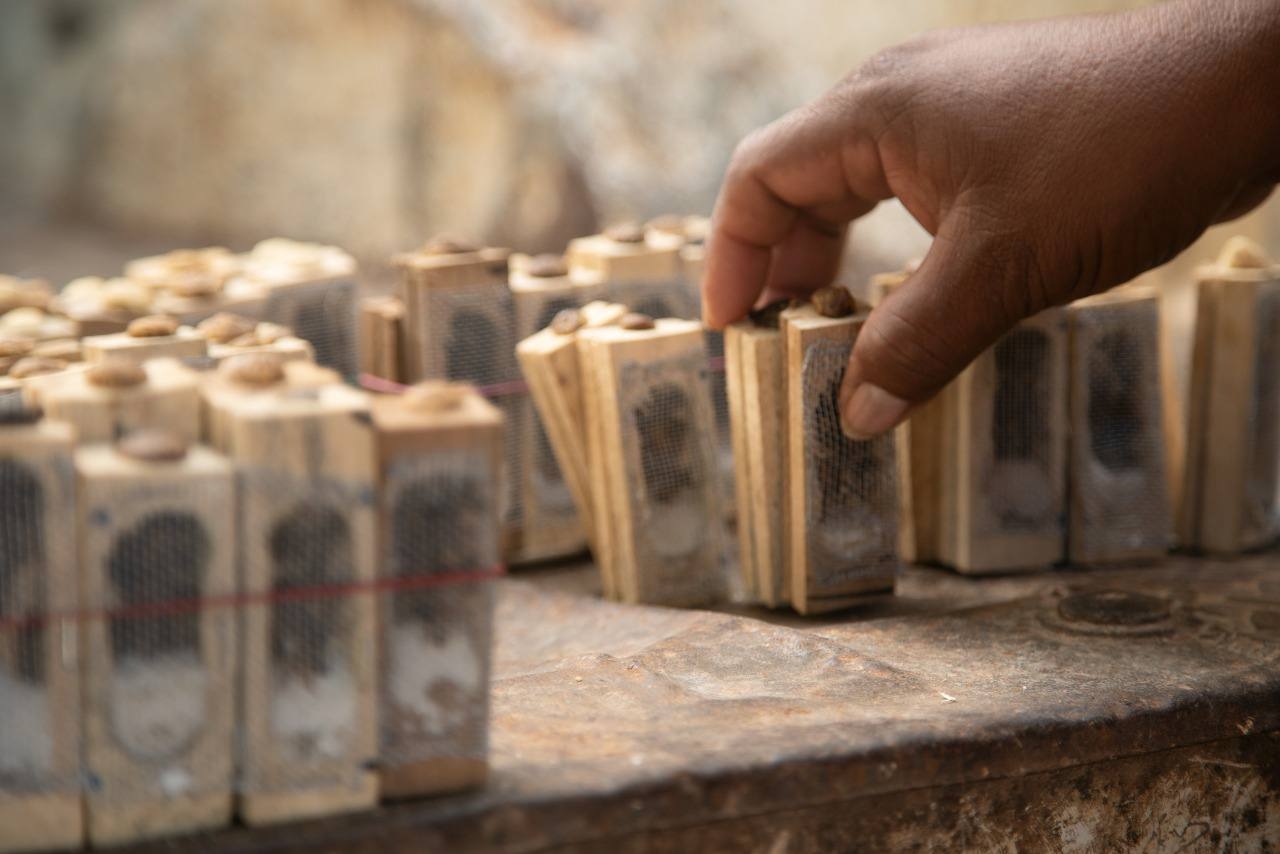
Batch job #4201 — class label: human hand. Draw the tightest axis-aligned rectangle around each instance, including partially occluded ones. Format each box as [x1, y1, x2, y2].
[702, 0, 1280, 438]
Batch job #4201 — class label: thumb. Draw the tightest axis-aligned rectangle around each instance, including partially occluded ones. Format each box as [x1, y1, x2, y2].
[839, 228, 1040, 438]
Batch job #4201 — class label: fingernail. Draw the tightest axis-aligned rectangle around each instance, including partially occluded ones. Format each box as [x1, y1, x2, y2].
[840, 383, 910, 440]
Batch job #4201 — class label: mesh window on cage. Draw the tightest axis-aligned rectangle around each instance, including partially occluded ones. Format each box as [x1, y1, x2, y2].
[106, 513, 209, 762]
[1088, 329, 1145, 473]
[268, 502, 357, 763]
[264, 281, 356, 378]
[0, 459, 49, 785]
[989, 328, 1054, 530]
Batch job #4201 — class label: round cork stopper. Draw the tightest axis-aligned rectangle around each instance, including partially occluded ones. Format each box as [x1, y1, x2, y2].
[86, 360, 147, 389]
[31, 339, 82, 362]
[645, 215, 685, 237]
[0, 338, 35, 359]
[168, 271, 222, 299]
[197, 312, 257, 344]
[221, 353, 286, 386]
[126, 315, 179, 338]
[619, 312, 655, 331]
[604, 222, 646, 244]
[551, 308, 584, 335]
[421, 235, 478, 256]
[812, 286, 855, 318]
[7, 357, 67, 380]
[117, 429, 189, 463]
[1217, 236, 1271, 270]
[525, 254, 569, 278]
[404, 380, 470, 413]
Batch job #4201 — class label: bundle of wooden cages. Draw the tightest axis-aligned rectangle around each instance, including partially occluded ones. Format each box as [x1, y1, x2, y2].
[724, 290, 900, 613]
[876, 264, 1176, 573]
[381, 216, 730, 570]
[0, 341, 500, 849]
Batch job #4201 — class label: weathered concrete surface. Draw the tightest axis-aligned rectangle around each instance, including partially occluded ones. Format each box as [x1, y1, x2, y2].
[115, 554, 1280, 852]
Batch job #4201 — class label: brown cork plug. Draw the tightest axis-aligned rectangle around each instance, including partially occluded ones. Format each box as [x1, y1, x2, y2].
[645, 215, 685, 237]
[404, 380, 471, 414]
[1217, 236, 1272, 270]
[7, 357, 67, 380]
[117, 428, 188, 463]
[0, 338, 35, 359]
[551, 308, 584, 335]
[31, 339, 82, 362]
[197, 312, 257, 344]
[127, 315, 179, 338]
[604, 222, 646, 244]
[87, 360, 147, 389]
[620, 312, 655, 330]
[525, 254, 569, 278]
[421, 235, 479, 256]
[812, 286, 856, 318]
[221, 353, 286, 387]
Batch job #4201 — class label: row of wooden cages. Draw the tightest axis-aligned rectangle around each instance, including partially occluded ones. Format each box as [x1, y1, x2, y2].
[724, 236, 1280, 613]
[0, 351, 501, 851]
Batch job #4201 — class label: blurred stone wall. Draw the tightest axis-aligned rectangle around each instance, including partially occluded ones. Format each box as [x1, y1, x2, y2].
[0, 0, 1276, 289]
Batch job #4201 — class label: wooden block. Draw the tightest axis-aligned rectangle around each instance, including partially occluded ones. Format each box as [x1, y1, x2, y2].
[577, 320, 725, 606]
[924, 311, 1069, 573]
[1180, 246, 1280, 554]
[358, 296, 405, 383]
[508, 256, 603, 562]
[372, 385, 502, 799]
[39, 358, 202, 445]
[83, 325, 208, 365]
[238, 239, 360, 378]
[207, 334, 313, 366]
[784, 307, 897, 613]
[723, 322, 757, 600]
[76, 442, 237, 846]
[517, 303, 628, 574]
[0, 309, 77, 343]
[226, 382, 378, 825]
[1067, 286, 1172, 564]
[0, 417, 83, 854]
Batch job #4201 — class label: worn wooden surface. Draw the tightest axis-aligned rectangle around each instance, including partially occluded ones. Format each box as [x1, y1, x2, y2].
[101, 552, 1280, 852]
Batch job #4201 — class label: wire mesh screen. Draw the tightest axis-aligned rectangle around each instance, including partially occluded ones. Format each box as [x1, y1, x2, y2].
[1242, 281, 1280, 548]
[1072, 299, 1171, 559]
[380, 450, 495, 782]
[261, 278, 358, 380]
[423, 287, 522, 531]
[982, 326, 1058, 534]
[801, 340, 898, 588]
[0, 457, 72, 799]
[239, 466, 376, 799]
[617, 350, 726, 606]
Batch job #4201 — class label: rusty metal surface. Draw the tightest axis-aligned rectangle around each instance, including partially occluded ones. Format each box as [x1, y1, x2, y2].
[108, 553, 1280, 853]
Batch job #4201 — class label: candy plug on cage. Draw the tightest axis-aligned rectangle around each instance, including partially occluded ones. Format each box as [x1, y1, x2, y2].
[577, 318, 726, 606]
[1067, 285, 1172, 564]
[0, 407, 81, 854]
[38, 357, 203, 445]
[568, 222, 693, 322]
[224, 378, 377, 825]
[75, 431, 237, 846]
[782, 293, 898, 614]
[372, 382, 502, 799]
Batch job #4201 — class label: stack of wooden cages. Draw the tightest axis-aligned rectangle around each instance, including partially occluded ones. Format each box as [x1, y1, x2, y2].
[725, 291, 899, 613]
[0, 330, 500, 849]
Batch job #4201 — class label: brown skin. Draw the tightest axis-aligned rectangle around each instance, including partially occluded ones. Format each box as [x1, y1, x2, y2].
[703, 0, 1280, 438]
